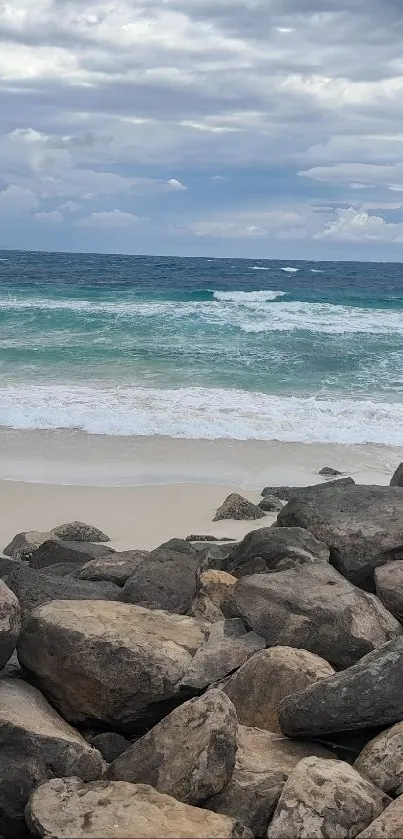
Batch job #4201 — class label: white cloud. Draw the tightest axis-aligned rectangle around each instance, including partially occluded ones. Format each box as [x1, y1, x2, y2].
[76, 209, 141, 228]
[33, 210, 63, 223]
[314, 207, 403, 243]
[167, 178, 187, 190]
[0, 184, 38, 214]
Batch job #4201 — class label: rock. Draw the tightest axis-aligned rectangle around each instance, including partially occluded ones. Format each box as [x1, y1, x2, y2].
[227, 564, 400, 670]
[85, 732, 131, 763]
[4, 564, 121, 621]
[278, 484, 403, 591]
[375, 561, 403, 622]
[217, 647, 335, 733]
[106, 691, 237, 804]
[0, 555, 19, 578]
[51, 520, 110, 542]
[214, 493, 266, 522]
[119, 546, 199, 614]
[3, 530, 55, 560]
[0, 650, 22, 680]
[261, 477, 355, 501]
[354, 721, 403, 796]
[0, 679, 105, 838]
[186, 535, 235, 542]
[206, 725, 333, 837]
[188, 569, 237, 622]
[356, 796, 403, 838]
[319, 466, 343, 476]
[225, 527, 330, 577]
[278, 636, 403, 738]
[267, 756, 390, 839]
[390, 462, 403, 487]
[18, 601, 263, 732]
[28, 539, 114, 572]
[26, 779, 253, 839]
[258, 495, 287, 512]
[155, 537, 195, 554]
[0, 579, 20, 668]
[77, 550, 149, 586]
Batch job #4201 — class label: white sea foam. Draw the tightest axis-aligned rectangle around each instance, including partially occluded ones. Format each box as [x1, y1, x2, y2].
[0, 385, 402, 444]
[250, 266, 271, 270]
[213, 290, 286, 302]
[311, 269, 324, 273]
[280, 267, 299, 273]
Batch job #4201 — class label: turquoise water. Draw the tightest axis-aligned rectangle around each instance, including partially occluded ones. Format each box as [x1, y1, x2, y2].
[0, 250, 403, 443]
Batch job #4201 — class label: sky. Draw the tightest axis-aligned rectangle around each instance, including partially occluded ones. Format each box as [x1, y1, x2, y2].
[1, 0, 403, 258]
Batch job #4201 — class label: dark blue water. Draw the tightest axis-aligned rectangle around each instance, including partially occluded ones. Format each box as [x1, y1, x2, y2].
[0, 250, 402, 443]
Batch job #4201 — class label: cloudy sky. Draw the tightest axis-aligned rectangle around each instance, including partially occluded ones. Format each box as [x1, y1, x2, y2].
[1, 0, 403, 258]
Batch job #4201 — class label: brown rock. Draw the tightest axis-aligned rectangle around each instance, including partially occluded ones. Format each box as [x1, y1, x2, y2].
[51, 520, 110, 542]
[77, 550, 149, 586]
[214, 493, 265, 522]
[356, 796, 403, 838]
[0, 579, 20, 668]
[189, 569, 237, 622]
[226, 527, 330, 577]
[355, 721, 403, 796]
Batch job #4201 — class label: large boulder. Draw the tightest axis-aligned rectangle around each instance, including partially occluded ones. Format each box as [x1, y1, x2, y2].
[106, 691, 237, 804]
[77, 550, 149, 586]
[28, 539, 114, 572]
[261, 477, 355, 500]
[226, 564, 401, 669]
[4, 564, 121, 621]
[51, 520, 110, 542]
[206, 725, 333, 837]
[0, 679, 105, 838]
[17, 601, 264, 732]
[214, 493, 265, 522]
[258, 495, 287, 512]
[278, 484, 403, 591]
[188, 569, 237, 622]
[3, 530, 55, 560]
[26, 779, 253, 839]
[0, 579, 20, 667]
[279, 636, 403, 738]
[355, 721, 403, 796]
[319, 466, 343, 476]
[119, 544, 200, 614]
[356, 796, 403, 838]
[225, 527, 330, 577]
[217, 647, 335, 733]
[390, 463, 403, 487]
[375, 561, 403, 622]
[267, 756, 390, 839]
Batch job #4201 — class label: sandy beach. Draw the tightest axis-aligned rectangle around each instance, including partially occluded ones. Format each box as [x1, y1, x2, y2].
[0, 429, 402, 552]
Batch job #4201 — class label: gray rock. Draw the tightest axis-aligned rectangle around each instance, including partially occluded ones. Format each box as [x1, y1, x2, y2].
[214, 493, 266, 522]
[355, 721, 403, 796]
[106, 691, 238, 804]
[226, 563, 401, 669]
[267, 756, 390, 839]
[278, 484, 403, 591]
[51, 520, 110, 542]
[119, 546, 199, 613]
[26, 779, 253, 839]
[262, 477, 355, 500]
[85, 732, 131, 763]
[77, 550, 149, 586]
[217, 647, 335, 733]
[4, 564, 120, 621]
[186, 534, 235, 542]
[278, 636, 403, 738]
[225, 527, 330, 577]
[390, 463, 403, 487]
[206, 725, 333, 838]
[319, 466, 343, 476]
[356, 796, 403, 838]
[0, 579, 20, 668]
[17, 601, 262, 732]
[258, 495, 287, 512]
[0, 679, 105, 838]
[154, 538, 195, 554]
[28, 539, 114, 572]
[3, 530, 55, 560]
[176, 619, 265, 691]
[0, 650, 22, 680]
[375, 560, 403, 622]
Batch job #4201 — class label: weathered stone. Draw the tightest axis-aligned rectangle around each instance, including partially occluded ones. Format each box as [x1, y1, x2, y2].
[261, 477, 354, 500]
[85, 732, 131, 763]
[17, 601, 262, 732]
[51, 520, 110, 542]
[120, 546, 199, 614]
[214, 493, 265, 522]
[3, 530, 55, 560]
[0, 679, 105, 838]
[189, 569, 237, 622]
[319, 466, 343, 476]
[355, 721, 403, 796]
[390, 463, 403, 487]
[4, 564, 120, 621]
[28, 539, 114, 571]
[218, 647, 335, 733]
[106, 691, 237, 804]
[258, 495, 287, 512]
[225, 527, 330, 577]
[278, 484, 403, 591]
[227, 564, 400, 669]
[279, 636, 403, 738]
[267, 756, 390, 839]
[0, 579, 20, 668]
[375, 561, 403, 622]
[26, 779, 253, 839]
[77, 550, 149, 586]
[0, 650, 22, 679]
[186, 534, 235, 542]
[207, 725, 333, 838]
[356, 796, 403, 838]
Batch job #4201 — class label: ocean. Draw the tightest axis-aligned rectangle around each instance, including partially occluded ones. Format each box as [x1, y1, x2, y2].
[0, 249, 402, 445]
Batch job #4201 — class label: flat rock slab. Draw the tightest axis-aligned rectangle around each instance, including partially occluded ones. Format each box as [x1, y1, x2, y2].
[18, 601, 264, 732]
[26, 779, 253, 838]
[262, 477, 355, 500]
[4, 530, 56, 560]
[77, 550, 149, 586]
[279, 636, 403, 738]
[355, 721, 403, 796]
[28, 539, 114, 571]
[0, 579, 20, 668]
[226, 563, 401, 669]
[278, 484, 403, 590]
[357, 796, 403, 838]
[267, 756, 390, 839]
[225, 527, 330, 577]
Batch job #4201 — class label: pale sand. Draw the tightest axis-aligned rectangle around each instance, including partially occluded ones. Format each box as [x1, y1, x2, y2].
[0, 428, 401, 552]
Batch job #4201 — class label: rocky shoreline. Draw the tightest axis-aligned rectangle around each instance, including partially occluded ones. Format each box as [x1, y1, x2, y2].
[2, 467, 403, 836]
